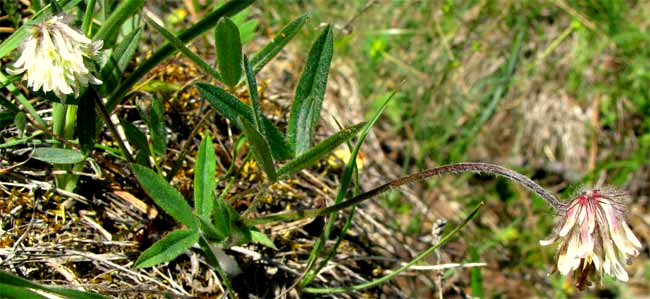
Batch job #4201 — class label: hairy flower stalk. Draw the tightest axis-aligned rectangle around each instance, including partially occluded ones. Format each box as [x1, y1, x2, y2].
[246, 163, 642, 291]
[7, 15, 103, 100]
[540, 188, 642, 289]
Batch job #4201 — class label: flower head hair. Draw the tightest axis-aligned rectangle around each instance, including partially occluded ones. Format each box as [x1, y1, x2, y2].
[540, 187, 642, 289]
[7, 15, 103, 100]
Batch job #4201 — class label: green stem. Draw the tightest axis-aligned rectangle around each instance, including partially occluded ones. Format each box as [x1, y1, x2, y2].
[51, 102, 68, 188]
[302, 202, 485, 294]
[245, 162, 564, 226]
[61, 104, 80, 192]
[82, 0, 97, 36]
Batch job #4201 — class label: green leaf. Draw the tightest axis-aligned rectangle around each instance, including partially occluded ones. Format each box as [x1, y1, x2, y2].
[93, 0, 145, 45]
[0, 94, 20, 113]
[145, 15, 221, 82]
[105, 0, 255, 113]
[0, 284, 48, 299]
[77, 93, 96, 154]
[14, 112, 26, 137]
[149, 97, 167, 156]
[243, 55, 264, 134]
[100, 27, 143, 92]
[32, 148, 84, 164]
[250, 13, 309, 74]
[45, 288, 106, 299]
[250, 229, 277, 250]
[215, 17, 243, 89]
[197, 83, 293, 160]
[286, 25, 334, 155]
[132, 164, 197, 229]
[194, 135, 216, 218]
[0, 112, 15, 128]
[0, 271, 41, 289]
[0, 271, 106, 299]
[239, 117, 277, 182]
[277, 123, 365, 178]
[134, 229, 199, 269]
[197, 216, 225, 241]
[120, 118, 150, 158]
[230, 8, 257, 44]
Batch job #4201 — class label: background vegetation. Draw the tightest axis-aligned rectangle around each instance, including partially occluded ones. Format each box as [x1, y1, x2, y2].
[0, 0, 648, 298]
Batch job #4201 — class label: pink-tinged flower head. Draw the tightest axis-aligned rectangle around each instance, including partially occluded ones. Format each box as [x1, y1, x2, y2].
[540, 188, 642, 289]
[7, 15, 103, 100]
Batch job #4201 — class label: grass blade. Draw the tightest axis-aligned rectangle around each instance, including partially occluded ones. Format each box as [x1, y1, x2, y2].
[300, 91, 396, 287]
[277, 122, 365, 178]
[286, 25, 333, 155]
[195, 134, 216, 218]
[250, 13, 309, 74]
[303, 202, 485, 294]
[92, 0, 145, 45]
[215, 17, 243, 89]
[239, 116, 277, 182]
[197, 83, 293, 160]
[132, 164, 197, 229]
[144, 15, 221, 82]
[134, 228, 199, 269]
[100, 27, 143, 92]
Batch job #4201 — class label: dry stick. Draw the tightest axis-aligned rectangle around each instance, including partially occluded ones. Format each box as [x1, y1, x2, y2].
[246, 162, 565, 226]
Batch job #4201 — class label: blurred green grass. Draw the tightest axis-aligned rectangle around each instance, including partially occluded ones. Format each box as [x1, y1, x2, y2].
[259, 0, 649, 297]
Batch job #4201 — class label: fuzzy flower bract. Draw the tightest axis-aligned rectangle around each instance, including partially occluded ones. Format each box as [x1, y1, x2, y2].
[540, 188, 642, 289]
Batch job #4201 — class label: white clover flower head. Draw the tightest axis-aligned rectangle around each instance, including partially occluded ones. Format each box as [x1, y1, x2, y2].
[7, 15, 103, 100]
[540, 187, 642, 290]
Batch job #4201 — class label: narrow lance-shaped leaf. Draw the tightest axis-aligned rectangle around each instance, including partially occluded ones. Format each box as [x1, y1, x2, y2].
[286, 25, 334, 155]
[0, 270, 106, 299]
[149, 97, 167, 156]
[134, 229, 199, 269]
[277, 122, 365, 178]
[100, 27, 143, 92]
[215, 17, 242, 89]
[243, 55, 264, 135]
[250, 13, 309, 74]
[120, 118, 150, 157]
[239, 116, 277, 182]
[194, 134, 216, 218]
[132, 164, 197, 229]
[197, 83, 293, 160]
[250, 229, 277, 250]
[32, 148, 85, 164]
